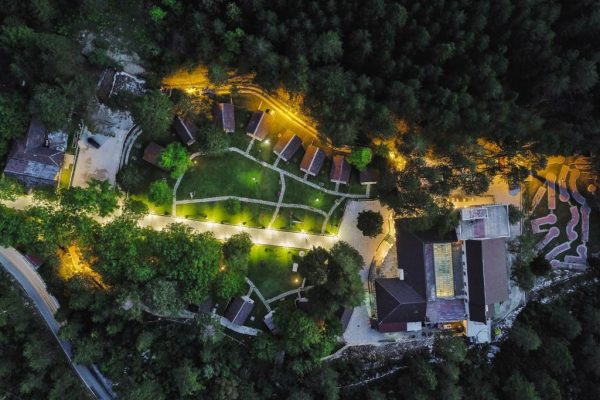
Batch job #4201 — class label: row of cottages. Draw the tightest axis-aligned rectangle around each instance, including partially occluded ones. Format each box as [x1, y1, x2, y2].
[170, 102, 235, 148]
[373, 205, 511, 342]
[246, 110, 379, 186]
[143, 103, 235, 167]
[3, 119, 68, 188]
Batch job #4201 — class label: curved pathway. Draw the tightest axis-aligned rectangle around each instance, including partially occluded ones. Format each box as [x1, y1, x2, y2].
[266, 285, 314, 304]
[268, 172, 286, 229]
[321, 196, 347, 233]
[0, 247, 115, 400]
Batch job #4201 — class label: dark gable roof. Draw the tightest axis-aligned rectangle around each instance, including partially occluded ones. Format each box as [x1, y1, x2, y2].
[466, 239, 509, 323]
[143, 142, 165, 168]
[246, 111, 270, 140]
[3, 119, 67, 187]
[375, 279, 426, 332]
[300, 145, 325, 176]
[173, 116, 197, 146]
[360, 167, 379, 185]
[273, 132, 302, 161]
[215, 103, 235, 133]
[224, 296, 255, 325]
[330, 155, 351, 184]
[395, 226, 428, 300]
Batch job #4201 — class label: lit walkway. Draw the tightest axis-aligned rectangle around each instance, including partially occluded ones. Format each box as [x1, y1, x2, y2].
[139, 215, 337, 250]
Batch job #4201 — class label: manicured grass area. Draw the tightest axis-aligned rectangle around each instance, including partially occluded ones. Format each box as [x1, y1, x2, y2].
[177, 201, 275, 227]
[177, 152, 282, 202]
[249, 136, 276, 163]
[271, 208, 326, 234]
[132, 193, 171, 215]
[283, 177, 339, 212]
[59, 163, 73, 189]
[247, 245, 302, 299]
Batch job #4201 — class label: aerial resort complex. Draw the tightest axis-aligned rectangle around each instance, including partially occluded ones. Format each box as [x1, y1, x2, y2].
[0, 1, 599, 399]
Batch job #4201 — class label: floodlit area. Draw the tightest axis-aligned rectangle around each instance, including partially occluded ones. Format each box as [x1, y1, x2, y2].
[58, 246, 107, 288]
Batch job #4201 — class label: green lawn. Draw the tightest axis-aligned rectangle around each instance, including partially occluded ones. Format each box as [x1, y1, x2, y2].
[283, 177, 339, 212]
[271, 208, 326, 234]
[177, 152, 282, 202]
[59, 162, 73, 189]
[247, 245, 302, 299]
[177, 201, 275, 227]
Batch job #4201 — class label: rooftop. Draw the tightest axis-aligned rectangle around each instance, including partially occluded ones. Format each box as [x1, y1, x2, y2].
[457, 205, 510, 240]
[224, 296, 255, 326]
[3, 119, 67, 187]
[246, 111, 271, 141]
[299, 145, 325, 176]
[273, 131, 302, 161]
[215, 103, 235, 133]
[173, 116, 197, 146]
[329, 155, 351, 184]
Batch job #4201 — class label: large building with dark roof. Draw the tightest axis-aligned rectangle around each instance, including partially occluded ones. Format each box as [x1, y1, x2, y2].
[465, 239, 509, 322]
[3, 119, 67, 188]
[300, 145, 326, 176]
[214, 103, 235, 133]
[373, 217, 509, 334]
[246, 111, 271, 141]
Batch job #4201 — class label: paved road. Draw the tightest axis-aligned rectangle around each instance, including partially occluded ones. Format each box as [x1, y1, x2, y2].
[0, 247, 115, 400]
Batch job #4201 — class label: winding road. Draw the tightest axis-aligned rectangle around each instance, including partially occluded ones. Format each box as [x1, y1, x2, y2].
[0, 247, 115, 400]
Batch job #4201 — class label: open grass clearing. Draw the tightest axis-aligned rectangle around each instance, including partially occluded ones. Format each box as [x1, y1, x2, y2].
[283, 177, 339, 212]
[247, 245, 302, 299]
[177, 152, 282, 202]
[177, 201, 274, 228]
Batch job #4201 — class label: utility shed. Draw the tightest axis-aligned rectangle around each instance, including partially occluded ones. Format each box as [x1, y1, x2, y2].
[173, 116, 197, 146]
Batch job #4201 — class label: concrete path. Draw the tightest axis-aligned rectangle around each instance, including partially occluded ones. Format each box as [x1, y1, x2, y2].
[139, 214, 337, 249]
[219, 316, 261, 335]
[268, 172, 286, 228]
[0, 247, 115, 400]
[245, 277, 272, 312]
[228, 147, 368, 199]
[266, 285, 314, 304]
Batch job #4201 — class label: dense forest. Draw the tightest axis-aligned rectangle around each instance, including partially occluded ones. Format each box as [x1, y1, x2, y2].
[0, 272, 89, 399]
[2, 0, 600, 152]
[2, 0, 599, 225]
